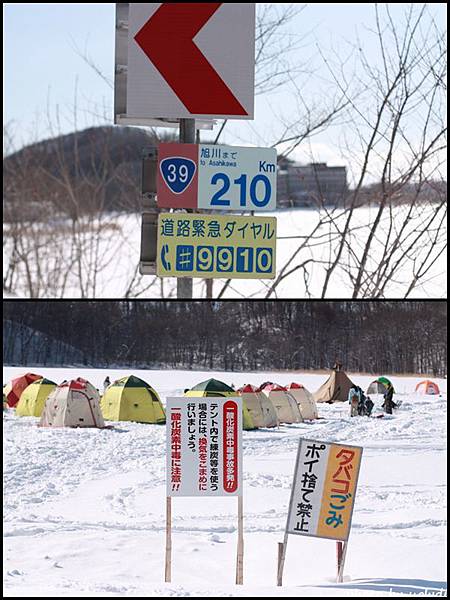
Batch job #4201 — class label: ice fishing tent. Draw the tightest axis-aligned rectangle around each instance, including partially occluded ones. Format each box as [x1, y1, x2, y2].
[237, 384, 279, 428]
[16, 378, 57, 417]
[415, 380, 440, 395]
[185, 378, 236, 397]
[366, 376, 395, 395]
[286, 383, 318, 420]
[4, 372, 43, 408]
[312, 368, 355, 403]
[184, 378, 256, 430]
[39, 378, 105, 428]
[101, 375, 165, 424]
[260, 383, 303, 424]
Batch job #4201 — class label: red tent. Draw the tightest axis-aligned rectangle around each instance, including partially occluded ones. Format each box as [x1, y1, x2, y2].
[4, 373, 43, 408]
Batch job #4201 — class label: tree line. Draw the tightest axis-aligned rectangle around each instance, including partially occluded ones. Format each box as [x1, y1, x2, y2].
[3, 301, 447, 376]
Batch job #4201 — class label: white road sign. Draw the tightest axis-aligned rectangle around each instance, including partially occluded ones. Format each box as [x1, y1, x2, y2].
[166, 397, 243, 497]
[198, 145, 277, 211]
[115, 3, 255, 123]
[157, 143, 277, 211]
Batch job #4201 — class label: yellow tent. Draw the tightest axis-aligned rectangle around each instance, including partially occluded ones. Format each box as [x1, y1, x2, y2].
[101, 375, 165, 424]
[16, 378, 57, 417]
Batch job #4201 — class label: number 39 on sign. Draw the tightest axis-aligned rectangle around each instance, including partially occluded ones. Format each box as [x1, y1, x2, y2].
[157, 143, 277, 211]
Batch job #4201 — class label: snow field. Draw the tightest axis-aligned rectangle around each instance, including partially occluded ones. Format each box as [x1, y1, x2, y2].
[3, 205, 447, 298]
[3, 366, 447, 597]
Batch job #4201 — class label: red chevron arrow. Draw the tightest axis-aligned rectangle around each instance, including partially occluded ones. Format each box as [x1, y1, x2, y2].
[134, 3, 248, 116]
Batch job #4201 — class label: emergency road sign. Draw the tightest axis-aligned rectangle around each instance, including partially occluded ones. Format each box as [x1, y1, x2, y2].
[157, 213, 277, 279]
[166, 397, 242, 497]
[157, 143, 277, 211]
[286, 439, 363, 542]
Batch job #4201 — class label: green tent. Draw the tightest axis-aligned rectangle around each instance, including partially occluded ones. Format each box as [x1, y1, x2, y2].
[184, 378, 256, 430]
[187, 378, 235, 394]
[366, 376, 395, 395]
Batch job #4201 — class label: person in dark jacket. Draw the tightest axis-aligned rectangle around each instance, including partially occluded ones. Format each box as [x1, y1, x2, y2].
[103, 376, 111, 394]
[349, 385, 374, 417]
[382, 382, 398, 414]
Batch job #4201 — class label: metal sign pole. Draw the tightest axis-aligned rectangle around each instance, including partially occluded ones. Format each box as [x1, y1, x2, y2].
[196, 126, 213, 300]
[177, 118, 195, 299]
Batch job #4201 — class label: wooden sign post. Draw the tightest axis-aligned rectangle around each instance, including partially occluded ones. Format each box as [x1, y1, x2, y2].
[277, 537, 288, 586]
[236, 495, 244, 585]
[166, 397, 243, 585]
[337, 540, 348, 583]
[277, 439, 363, 586]
[165, 496, 172, 583]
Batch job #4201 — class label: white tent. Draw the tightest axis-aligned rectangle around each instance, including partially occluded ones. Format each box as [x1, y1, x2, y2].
[286, 383, 318, 420]
[39, 378, 105, 428]
[260, 383, 303, 424]
[238, 384, 279, 428]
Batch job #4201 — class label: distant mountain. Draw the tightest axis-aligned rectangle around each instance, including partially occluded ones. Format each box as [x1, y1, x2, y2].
[3, 126, 176, 220]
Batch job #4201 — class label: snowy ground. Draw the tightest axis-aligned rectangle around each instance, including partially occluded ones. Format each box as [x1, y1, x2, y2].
[3, 205, 447, 299]
[3, 366, 447, 597]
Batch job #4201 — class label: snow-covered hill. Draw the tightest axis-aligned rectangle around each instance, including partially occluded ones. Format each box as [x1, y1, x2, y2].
[3, 366, 447, 597]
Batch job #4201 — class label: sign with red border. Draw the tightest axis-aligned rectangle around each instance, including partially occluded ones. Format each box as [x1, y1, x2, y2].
[166, 397, 242, 497]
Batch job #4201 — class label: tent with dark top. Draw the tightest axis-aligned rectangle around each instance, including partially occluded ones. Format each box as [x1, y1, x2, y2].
[16, 378, 57, 417]
[101, 375, 165, 424]
[184, 378, 256, 430]
[186, 378, 236, 395]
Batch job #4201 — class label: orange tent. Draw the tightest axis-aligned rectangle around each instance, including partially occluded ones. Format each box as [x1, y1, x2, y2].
[415, 380, 440, 395]
[4, 373, 43, 408]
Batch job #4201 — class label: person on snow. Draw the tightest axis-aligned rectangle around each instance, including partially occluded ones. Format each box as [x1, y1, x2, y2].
[348, 385, 374, 417]
[363, 395, 374, 417]
[348, 386, 361, 417]
[382, 382, 398, 414]
[103, 376, 111, 393]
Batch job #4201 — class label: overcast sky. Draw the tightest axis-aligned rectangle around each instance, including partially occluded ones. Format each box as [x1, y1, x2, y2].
[4, 3, 447, 181]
